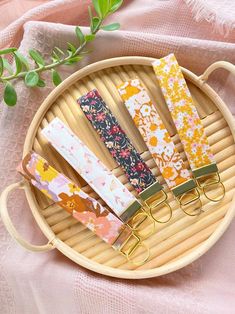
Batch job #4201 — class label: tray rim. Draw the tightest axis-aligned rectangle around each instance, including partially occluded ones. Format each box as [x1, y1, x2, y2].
[21, 56, 235, 279]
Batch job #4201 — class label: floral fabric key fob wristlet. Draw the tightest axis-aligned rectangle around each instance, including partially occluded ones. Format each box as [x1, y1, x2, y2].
[42, 117, 150, 234]
[17, 151, 149, 264]
[117, 79, 201, 215]
[152, 53, 225, 202]
[78, 90, 172, 223]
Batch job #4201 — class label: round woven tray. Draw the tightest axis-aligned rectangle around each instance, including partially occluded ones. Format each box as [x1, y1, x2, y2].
[1, 57, 235, 279]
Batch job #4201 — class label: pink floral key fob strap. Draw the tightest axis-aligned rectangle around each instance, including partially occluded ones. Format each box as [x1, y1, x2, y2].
[42, 117, 143, 225]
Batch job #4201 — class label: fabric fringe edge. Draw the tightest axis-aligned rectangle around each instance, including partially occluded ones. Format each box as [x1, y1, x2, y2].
[183, 0, 235, 37]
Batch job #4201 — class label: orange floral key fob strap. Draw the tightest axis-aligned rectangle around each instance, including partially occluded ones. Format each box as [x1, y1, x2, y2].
[117, 79, 201, 214]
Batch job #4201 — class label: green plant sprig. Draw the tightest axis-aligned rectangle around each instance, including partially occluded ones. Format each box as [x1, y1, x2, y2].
[0, 0, 123, 106]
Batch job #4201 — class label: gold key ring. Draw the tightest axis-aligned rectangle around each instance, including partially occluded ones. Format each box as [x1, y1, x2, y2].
[128, 209, 156, 239]
[120, 233, 150, 266]
[196, 172, 225, 202]
[202, 181, 225, 202]
[177, 187, 203, 216]
[144, 189, 172, 224]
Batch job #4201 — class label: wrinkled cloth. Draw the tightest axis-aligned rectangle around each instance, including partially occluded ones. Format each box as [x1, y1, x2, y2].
[0, 0, 47, 32]
[0, 1, 235, 314]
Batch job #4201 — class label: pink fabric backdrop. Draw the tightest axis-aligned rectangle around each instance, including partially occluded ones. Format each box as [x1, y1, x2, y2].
[0, 1, 235, 313]
[0, 0, 47, 32]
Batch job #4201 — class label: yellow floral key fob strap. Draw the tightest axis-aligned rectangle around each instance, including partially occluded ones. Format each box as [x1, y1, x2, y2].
[152, 53, 224, 202]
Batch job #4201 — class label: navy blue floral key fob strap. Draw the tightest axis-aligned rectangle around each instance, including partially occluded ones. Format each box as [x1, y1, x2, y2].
[78, 89, 172, 223]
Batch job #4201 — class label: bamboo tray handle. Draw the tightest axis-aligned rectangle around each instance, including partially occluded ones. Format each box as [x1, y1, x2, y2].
[0, 181, 56, 252]
[199, 61, 235, 82]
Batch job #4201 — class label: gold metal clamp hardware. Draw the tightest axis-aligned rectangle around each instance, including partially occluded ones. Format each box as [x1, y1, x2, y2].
[139, 182, 172, 224]
[193, 164, 225, 202]
[120, 200, 156, 238]
[172, 179, 202, 216]
[117, 232, 150, 266]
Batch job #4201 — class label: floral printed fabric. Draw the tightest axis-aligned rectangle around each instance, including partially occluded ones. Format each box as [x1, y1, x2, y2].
[152, 53, 215, 170]
[117, 79, 192, 189]
[17, 151, 125, 245]
[42, 117, 137, 217]
[78, 89, 157, 194]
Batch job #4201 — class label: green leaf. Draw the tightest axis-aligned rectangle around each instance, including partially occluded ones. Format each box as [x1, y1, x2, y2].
[0, 48, 17, 55]
[67, 42, 76, 54]
[64, 55, 83, 65]
[80, 50, 93, 55]
[2, 58, 13, 74]
[75, 26, 85, 45]
[92, 0, 109, 18]
[98, 0, 109, 17]
[52, 50, 60, 62]
[25, 71, 39, 87]
[52, 47, 65, 61]
[54, 47, 64, 56]
[109, 0, 123, 13]
[29, 49, 45, 67]
[37, 78, 46, 87]
[88, 5, 93, 20]
[66, 50, 74, 58]
[0, 57, 3, 77]
[92, 0, 102, 17]
[4, 82, 17, 106]
[14, 53, 22, 74]
[101, 23, 120, 31]
[51, 56, 58, 63]
[14, 51, 29, 70]
[51, 69, 62, 86]
[91, 17, 100, 33]
[85, 34, 96, 42]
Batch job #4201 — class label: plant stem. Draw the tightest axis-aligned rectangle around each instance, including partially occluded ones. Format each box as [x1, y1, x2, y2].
[0, 18, 103, 83]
